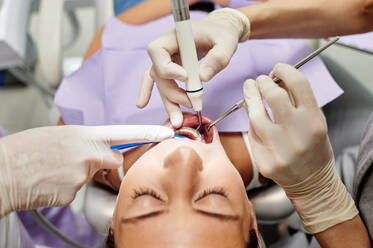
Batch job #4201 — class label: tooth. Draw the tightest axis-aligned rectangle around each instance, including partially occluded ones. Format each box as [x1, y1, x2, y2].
[175, 127, 203, 142]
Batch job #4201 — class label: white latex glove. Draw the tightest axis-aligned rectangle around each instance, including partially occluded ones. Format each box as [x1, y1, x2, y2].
[243, 64, 358, 233]
[137, 8, 251, 127]
[0, 125, 174, 217]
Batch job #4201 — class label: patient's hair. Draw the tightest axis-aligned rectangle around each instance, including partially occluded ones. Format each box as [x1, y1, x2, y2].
[105, 228, 259, 248]
[106, 228, 115, 248]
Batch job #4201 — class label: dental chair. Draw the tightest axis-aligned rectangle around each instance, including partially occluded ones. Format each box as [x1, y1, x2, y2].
[0, 0, 55, 99]
[38, 0, 113, 88]
[0, 0, 33, 69]
[319, 38, 373, 158]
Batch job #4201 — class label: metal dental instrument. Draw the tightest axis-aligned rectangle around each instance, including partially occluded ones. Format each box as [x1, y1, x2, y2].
[207, 37, 340, 131]
[196, 111, 203, 131]
[171, 0, 204, 130]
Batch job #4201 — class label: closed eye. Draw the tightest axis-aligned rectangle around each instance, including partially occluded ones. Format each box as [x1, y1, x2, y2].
[131, 187, 165, 202]
[194, 186, 227, 202]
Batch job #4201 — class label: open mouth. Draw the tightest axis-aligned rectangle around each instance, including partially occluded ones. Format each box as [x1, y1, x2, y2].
[174, 114, 214, 144]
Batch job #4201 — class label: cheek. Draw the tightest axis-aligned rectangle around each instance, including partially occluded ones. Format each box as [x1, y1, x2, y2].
[203, 155, 246, 194]
[206, 154, 248, 200]
[124, 149, 163, 176]
[204, 148, 237, 174]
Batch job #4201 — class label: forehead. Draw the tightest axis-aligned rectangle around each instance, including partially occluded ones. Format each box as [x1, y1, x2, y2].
[116, 211, 245, 248]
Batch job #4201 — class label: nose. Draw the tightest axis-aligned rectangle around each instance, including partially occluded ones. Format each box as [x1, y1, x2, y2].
[163, 146, 203, 196]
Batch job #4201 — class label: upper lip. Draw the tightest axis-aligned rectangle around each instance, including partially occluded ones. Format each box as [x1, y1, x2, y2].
[181, 114, 213, 128]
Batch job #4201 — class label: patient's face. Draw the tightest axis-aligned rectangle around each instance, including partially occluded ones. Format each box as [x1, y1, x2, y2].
[112, 115, 256, 247]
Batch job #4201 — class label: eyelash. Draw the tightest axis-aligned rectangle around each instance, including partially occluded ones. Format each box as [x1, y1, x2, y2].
[132, 187, 164, 201]
[131, 186, 227, 202]
[194, 187, 227, 202]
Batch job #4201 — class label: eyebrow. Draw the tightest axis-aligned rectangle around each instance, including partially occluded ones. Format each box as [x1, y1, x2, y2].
[121, 209, 239, 224]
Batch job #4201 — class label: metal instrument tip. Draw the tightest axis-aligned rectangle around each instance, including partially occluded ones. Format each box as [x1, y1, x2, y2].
[208, 99, 245, 131]
[207, 123, 213, 131]
[196, 111, 203, 131]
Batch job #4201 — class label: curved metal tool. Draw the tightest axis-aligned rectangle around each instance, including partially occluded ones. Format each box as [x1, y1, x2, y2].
[196, 111, 203, 131]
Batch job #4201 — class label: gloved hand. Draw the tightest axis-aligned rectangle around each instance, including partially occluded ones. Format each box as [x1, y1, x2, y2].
[137, 8, 251, 127]
[243, 63, 358, 234]
[0, 125, 174, 217]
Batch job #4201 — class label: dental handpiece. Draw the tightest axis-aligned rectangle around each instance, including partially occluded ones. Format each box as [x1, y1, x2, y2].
[171, 0, 203, 125]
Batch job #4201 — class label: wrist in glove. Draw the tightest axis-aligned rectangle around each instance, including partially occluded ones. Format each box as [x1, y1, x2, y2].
[282, 158, 359, 234]
[0, 141, 14, 217]
[208, 8, 251, 42]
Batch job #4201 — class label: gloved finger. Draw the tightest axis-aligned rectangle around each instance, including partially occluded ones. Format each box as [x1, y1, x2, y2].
[199, 41, 236, 82]
[83, 147, 123, 174]
[247, 129, 274, 178]
[243, 79, 273, 140]
[92, 149, 124, 171]
[147, 31, 188, 82]
[256, 75, 293, 124]
[137, 68, 155, 108]
[159, 93, 184, 128]
[268, 70, 274, 78]
[269, 70, 294, 102]
[272, 63, 318, 108]
[85, 125, 175, 145]
[156, 77, 193, 108]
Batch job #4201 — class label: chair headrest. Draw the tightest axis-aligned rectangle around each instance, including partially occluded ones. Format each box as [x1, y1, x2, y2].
[248, 184, 294, 224]
[83, 182, 117, 235]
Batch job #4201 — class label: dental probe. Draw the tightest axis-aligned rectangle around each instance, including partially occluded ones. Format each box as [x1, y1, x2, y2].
[170, 0, 203, 129]
[207, 37, 340, 130]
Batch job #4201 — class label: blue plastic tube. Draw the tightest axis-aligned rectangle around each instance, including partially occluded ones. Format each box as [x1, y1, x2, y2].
[111, 135, 185, 150]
